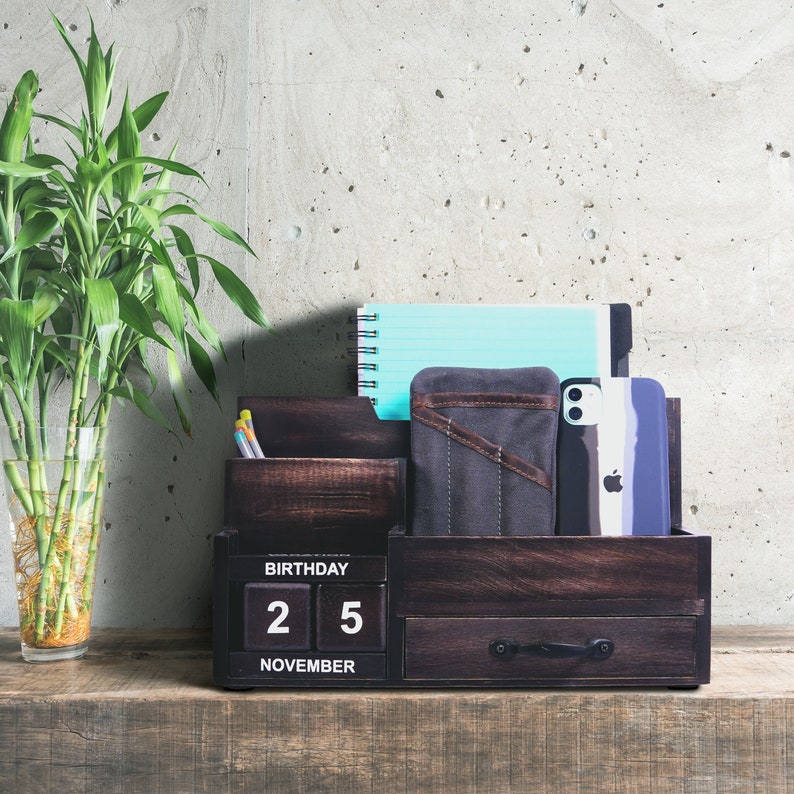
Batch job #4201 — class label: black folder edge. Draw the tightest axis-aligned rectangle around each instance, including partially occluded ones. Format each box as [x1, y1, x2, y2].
[609, 302, 632, 377]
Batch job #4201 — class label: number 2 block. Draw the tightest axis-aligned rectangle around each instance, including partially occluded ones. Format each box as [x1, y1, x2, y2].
[315, 584, 386, 652]
[243, 582, 311, 651]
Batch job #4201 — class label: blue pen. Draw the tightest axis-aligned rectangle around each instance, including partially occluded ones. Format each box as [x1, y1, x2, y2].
[234, 429, 255, 458]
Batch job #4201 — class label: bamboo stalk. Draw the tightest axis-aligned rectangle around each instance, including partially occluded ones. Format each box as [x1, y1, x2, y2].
[81, 391, 112, 613]
[33, 337, 90, 642]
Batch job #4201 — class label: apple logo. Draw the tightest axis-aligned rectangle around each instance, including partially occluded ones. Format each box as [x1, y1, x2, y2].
[603, 469, 623, 493]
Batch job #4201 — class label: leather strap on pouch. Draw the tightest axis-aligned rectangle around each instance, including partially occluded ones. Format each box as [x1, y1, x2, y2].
[411, 392, 558, 492]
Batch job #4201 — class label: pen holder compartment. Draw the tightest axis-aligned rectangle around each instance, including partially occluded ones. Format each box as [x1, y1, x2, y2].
[224, 456, 405, 554]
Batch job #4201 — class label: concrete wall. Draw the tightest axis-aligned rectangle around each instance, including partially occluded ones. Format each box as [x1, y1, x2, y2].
[1, 0, 792, 627]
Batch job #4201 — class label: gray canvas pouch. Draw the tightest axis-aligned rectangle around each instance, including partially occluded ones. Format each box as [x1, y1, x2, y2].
[410, 366, 560, 536]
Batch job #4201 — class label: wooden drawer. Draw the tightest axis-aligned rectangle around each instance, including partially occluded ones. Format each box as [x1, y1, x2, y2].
[404, 616, 699, 683]
[391, 533, 707, 613]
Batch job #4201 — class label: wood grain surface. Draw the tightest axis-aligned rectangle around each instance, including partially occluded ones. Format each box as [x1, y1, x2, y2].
[0, 626, 792, 792]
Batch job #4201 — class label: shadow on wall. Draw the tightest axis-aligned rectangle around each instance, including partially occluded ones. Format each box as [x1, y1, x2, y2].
[88, 303, 364, 628]
[240, 303, 361, 398]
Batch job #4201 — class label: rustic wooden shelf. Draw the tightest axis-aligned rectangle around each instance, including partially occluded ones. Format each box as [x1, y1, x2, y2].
[1, 626, 792, 791]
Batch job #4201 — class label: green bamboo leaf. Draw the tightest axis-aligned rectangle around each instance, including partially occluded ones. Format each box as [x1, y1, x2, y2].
[37, 331, 71, 373]
[94, 136, 114, 210]
[21, 248, 60, 278]
[26, 154, 64, 168]
[137, 187, 194, 207]
[0, 212, 10, 258]
[32, 286, 62, 326]
[184, 290, 226, 360]
[106, 92, 168, 153]
[136, 205, 161, 235]
[0, 298, 34, 386]
[51, 13, 86, 81]
[0, 211, 59, 264]
[85, 277, 119, 383]
[78, 113, 90, 155]
[160, 204, 256, 257]
[112, 383, 173, 433]
[50, 305, 74, 339]
[33, 112, 82, 140]
[168, 224, 200, 294]
[33, 204, 70, 228]
[118, 293, 171, 349]
[131, 91, 167, 133]
[199, 214, 256, 258]
[151, 261, 186, 354]
[85, 18, 109, 136]
[98, 157, 204, 194]
[17, 182, 61, 211]
[144, 143, 178, 213]
[0, 160, 51, 179]
[108, 258, 146, 294]
[0, 71, 38, 163]
[203, 255, 269, 328]
[76, 157, 103, 189]
[116, 91, 143, 202]
[166, 348, 191, 435]
[104, 42, 117, 93]
[134, 338, 159, 393]
[186, 331, 219, 403]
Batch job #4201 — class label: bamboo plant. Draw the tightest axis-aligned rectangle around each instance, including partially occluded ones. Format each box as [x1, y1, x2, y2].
[0, 15, 267, 652]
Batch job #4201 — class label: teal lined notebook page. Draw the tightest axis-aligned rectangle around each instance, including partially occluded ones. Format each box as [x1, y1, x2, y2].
[355, 304, 612, 420]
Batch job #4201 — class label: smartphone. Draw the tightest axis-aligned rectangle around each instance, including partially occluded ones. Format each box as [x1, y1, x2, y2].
[556, 377, 670, 536]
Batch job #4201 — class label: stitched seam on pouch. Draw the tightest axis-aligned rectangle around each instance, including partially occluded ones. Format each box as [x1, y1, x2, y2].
[446, 417, 452, 535]
[416, 398, 558, 410]
[497, 446, 503, 535]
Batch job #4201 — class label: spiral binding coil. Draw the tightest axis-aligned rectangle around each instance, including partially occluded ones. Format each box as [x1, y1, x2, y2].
[347, 346, 377, 356]
[348, 329, 378, 339]
[348, 311, 380, 402]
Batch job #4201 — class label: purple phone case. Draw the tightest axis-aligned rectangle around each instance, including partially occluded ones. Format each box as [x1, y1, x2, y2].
[556, 377, 670, 536]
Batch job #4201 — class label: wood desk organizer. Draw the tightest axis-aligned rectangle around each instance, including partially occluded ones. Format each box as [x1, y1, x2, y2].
[213, 397, 710, 689]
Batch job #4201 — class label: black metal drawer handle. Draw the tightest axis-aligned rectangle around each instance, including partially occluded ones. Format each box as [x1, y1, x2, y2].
[489, 637, 614, 660]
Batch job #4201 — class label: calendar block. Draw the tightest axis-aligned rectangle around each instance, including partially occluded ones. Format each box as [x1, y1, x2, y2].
[243, 582, 311, 651]
[316, 584, 386, 652]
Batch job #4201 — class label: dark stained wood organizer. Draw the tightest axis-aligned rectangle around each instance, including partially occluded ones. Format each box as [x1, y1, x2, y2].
[213, 396, 710, 689]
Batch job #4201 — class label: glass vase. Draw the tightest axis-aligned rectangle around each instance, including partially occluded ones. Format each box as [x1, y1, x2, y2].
[1, 425, 107, 662]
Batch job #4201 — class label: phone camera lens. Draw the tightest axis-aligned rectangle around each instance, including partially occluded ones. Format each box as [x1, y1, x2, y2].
[567, 387, 582, 402]
[568, 406, 583, 421]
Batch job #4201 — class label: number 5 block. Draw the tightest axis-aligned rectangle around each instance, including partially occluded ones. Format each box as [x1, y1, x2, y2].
[316, 584, 386, 652]
[243, 582, 312, 650]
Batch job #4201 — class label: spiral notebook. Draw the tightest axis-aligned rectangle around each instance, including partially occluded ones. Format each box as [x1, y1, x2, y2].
[350, 303, 632, 420]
